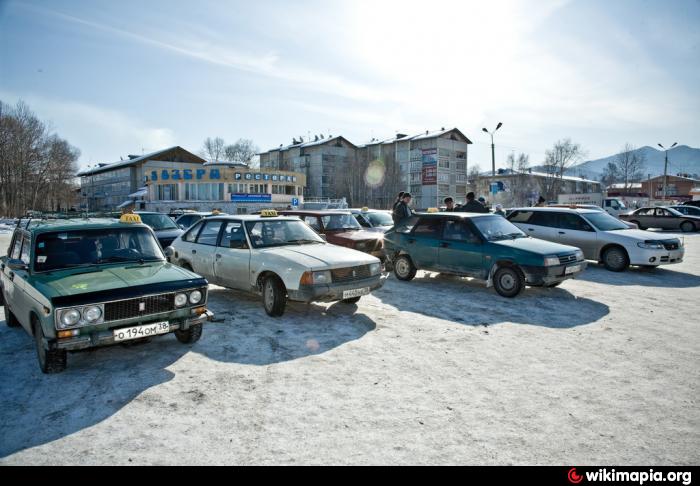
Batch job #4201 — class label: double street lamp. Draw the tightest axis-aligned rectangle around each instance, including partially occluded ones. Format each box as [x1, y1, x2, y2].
[483, 122, 503, 176]
[658, 142, 678, 200]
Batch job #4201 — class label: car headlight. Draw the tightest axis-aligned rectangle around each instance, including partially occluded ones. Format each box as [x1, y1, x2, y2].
[637, 241, 664, 250]
[312, 270, 332, 284]
[174, 293, 188, 307]
[575, 249, 584, 261]
[543, 256, 560, 267]
[189, 290, 203, 304]
[60, 309, 81, 328]
[369, 262, 382, 275]
[83, 305, 103, 323]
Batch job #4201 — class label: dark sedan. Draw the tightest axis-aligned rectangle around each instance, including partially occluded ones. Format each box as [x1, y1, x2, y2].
[620, 207, 700, 232]
[135, 212, 184, 248]
[670, 205, 700, 217]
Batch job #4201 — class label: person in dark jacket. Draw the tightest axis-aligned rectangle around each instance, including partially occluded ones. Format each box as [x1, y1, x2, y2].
[456, 192, 488, 213]
[392, 191, 405, 212]
[534, 196, 546, 207]
[393, 192, 413, 224]
[444, 197, 457, 212]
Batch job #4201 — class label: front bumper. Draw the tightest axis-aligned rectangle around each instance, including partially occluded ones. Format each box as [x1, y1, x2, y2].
[288, 273, 388, 302]
[48, 309, 214, 351]
[630, 247, 684, 266]
[521, 261, 588, 286]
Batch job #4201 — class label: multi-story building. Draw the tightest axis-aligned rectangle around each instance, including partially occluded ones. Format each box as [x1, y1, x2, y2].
[79, 146, 305, 213]
[642, 175, 700, 201]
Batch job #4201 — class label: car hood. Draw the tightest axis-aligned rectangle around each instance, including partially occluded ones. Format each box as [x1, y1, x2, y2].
[259, 244, 378, 270]
[30, 263, 200, 299]
[603, 229, 680, 241]
[491, 237, 579, 255]
[327, 229, 383, 241]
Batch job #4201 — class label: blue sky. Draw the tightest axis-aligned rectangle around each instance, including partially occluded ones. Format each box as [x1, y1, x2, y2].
[1, 0, 699, 171]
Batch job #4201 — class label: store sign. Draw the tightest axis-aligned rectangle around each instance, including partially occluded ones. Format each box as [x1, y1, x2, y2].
[150, 168, 298, 183]
[421, 149, 438, 185]
[231, 193, 272, 203]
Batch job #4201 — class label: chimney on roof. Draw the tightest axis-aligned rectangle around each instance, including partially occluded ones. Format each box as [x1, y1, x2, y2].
[292, 138, 298, 145]
[441, 127, 445, 131]
[128, 155, 139, 160]
[314, 135, 319, 142]
[425, 130, 429, 135]
[320, 134, 325, 139]
[396, 133, 407, 139]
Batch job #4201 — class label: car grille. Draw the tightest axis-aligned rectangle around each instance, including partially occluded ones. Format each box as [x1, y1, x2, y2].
[104, 292, 176, 322]
[331, 265, 372, 283]
[661, 239, 680, 251]
[558, 254, 578, 265]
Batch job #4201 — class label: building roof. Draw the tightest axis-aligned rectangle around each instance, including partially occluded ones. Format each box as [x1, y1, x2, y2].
[481, 170, 601, 185]
[78, 146, 206, 176]
[263, 135, 356, 154]
[361, 127, 473, 147]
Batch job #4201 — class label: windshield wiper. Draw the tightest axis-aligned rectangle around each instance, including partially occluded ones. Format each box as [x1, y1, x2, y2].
[285, 239, 322, 245]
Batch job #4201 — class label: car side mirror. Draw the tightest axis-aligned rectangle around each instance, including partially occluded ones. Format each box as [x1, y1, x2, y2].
[230, 239, 248, 249]
[164, 246, 175, 258]
[7, 259, 28, 271]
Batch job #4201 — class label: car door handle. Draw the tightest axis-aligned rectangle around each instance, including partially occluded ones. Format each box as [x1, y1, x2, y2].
[528, 228, 535, 232]
[216, 254, 222, 259]
[8, 271, 14, 281]
[440, 242, 450, 248]
[191, 249, 197, 254]
[558, 231, 566, 235]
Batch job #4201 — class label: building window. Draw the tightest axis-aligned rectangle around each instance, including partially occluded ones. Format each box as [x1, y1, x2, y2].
[438, 173, 450, 183]
[438, 184, 451, 195]
[456, 161, 466, 172]
[455, 151, 466, 160]
[157, 184, 178, 201]
[410, 184, 422, 194]
[438, 159, 451, 169]
[456, 174, 467, 183]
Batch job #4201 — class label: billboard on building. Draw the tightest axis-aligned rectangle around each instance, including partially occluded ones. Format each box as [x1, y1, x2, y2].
[421, 149, 437, 185]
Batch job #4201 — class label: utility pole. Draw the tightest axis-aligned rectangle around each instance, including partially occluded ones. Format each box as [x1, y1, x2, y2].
[658, 142, 678, 201]
[482, 123, 503, 176]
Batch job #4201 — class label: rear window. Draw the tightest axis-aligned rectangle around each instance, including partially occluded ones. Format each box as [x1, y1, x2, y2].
[508, 210, 533, 223]
[395, 216, 418, 234]
[412, 218, 443, 238]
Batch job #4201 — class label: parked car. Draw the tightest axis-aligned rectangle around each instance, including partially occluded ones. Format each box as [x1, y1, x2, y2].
[383, 212, 586, 297]
[280, 210, 385, 261]
[547, 204, 639, 229]
[508, 207, 685, 272]
[134, 211, 184, 248]
[682, 200, 700, 208]
[174, 211, 227, 230]
[669, 205, 700, 217]
[349, 208, 395, 233]
[0, 215, 213, 373]
[620, 207, 700, 232]
[168, 211, 386, 316]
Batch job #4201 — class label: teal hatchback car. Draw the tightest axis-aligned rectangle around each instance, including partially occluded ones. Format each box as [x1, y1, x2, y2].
[384, 213, 587, 297]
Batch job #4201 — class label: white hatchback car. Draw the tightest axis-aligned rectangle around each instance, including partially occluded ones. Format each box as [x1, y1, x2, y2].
[167, 212, 386, 316]
[507, 207, 685, 272]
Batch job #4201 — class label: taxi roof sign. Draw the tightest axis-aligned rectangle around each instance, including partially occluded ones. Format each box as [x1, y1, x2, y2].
[119, 213, 142, 224]
[260, 209, 278, 217]
[426, 207, 440, 213]
[361, 207, 369, 212]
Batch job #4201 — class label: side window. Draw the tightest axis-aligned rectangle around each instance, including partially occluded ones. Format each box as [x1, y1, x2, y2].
[20, 237, 31, 264]
[443, 220, 479, 243]
[395, 216, 419, 234]
[183, 222, 203, 243]
[11, 234, 22, 259]
[604, 200, 611, 207]
[656, 209, 670, 217]
[558, 213, 591, 231]
[196, 221, 224, 246]
[220, 221, 246, 248]
[528, 211, 557, 227]
[304, 216, 321, 232]
[412, 218, 443, 238]
[508, 210, 533, 223]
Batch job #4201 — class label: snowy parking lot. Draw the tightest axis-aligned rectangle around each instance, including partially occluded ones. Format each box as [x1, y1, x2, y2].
[1, 231, 698, 465]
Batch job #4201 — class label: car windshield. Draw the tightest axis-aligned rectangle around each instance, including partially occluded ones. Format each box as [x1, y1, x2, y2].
[34, 227, 165, 272]
[138, 213, 179, 230]
[472, 216, 527, 241]
[322, 214, 362, 231]
[245, 220, 325, 249]
[581, 212, 629, 231]
[365, 211, 394, 227]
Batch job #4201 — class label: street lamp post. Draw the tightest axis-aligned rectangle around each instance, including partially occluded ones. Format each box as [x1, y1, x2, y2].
[483, 122, 503, 176]
[658, 142, 678, 201]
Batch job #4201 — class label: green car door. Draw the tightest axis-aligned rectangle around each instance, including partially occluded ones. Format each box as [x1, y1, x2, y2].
[437, 219, 484, 276]
[407, 217, 443, 269]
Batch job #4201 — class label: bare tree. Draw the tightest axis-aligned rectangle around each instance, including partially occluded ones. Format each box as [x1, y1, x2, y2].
[614, 143, 646, 192]
[201, 137, 226, 162]
[601, 161, 620, 189]
[541, 139, 585, 199]
[224, 138, 259, 166]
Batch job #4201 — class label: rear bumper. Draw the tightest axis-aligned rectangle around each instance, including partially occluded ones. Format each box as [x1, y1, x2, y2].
[288, 274, 387, 302]
[49, 310, 214, 351]
[521, 261, 587, 286]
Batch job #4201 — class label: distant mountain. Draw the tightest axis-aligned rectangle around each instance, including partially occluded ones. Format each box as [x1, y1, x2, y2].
[564, 145, 700, 181]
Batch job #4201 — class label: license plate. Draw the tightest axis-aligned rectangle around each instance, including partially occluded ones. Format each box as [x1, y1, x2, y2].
[342, 287, 370, 299]
[114, 321, 170, 342]
[565, 264, 581, 275]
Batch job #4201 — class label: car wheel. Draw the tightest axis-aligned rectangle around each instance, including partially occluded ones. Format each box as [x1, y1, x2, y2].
[393, 255, 417, 281]
[680, 221, 695, 233]
[602, 246, 629, 272]
[263, 276, 286, 317]
[629, 220, 644, 230]
[175, 323, 203, 344]
[33, 318, 67, 374]
[342, 296, 362, 304]
[493, 266, 524, 298]
[3, 304, 20, 327]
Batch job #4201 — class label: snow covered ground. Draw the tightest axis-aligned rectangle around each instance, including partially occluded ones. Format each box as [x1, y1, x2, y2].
[0, 231, 698, 465]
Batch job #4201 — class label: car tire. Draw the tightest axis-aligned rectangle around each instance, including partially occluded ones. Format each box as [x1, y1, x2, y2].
[263, 276, 286, 317]
[393, 255, 417, 281]
[602, 246, 629, 272]
[680, 221, 695, 233]
[629, 220, 644, 230]
[342, 296, 362, 304]
[33, 318, 67, 374]
[3, 304, 20, 327]
[175, 322, 203, 344]
[493, 266, 524, 298]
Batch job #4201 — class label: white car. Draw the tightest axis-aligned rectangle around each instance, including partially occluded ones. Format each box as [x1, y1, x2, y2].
[507, 207, 684, 272]
[167, 212, 386, 316]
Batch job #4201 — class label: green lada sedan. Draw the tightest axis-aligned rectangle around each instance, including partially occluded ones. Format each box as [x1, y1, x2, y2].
[383, 212, 587, 297]
[0, 215, 213, 373]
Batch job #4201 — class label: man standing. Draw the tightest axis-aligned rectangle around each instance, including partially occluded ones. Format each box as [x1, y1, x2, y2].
[393, 192, 413, 224]
[444, 197, 457, 212]
[534, 196, 546, 207]
[457, 192, 488, 213]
